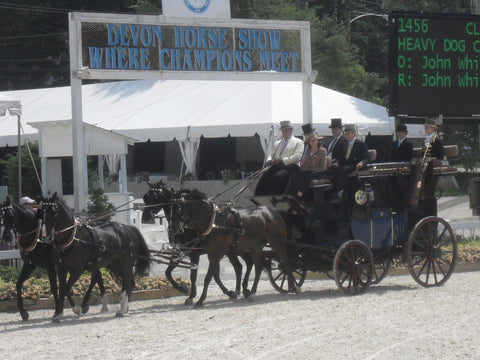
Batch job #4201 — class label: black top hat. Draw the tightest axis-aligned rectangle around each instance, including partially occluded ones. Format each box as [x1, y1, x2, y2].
[395, 124, 408, 132]
[301, 123, 315, 136]
[329, 118, 342, 129]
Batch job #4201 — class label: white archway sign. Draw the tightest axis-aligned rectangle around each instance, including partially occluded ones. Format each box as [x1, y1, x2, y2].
[69, 11, 313, 211]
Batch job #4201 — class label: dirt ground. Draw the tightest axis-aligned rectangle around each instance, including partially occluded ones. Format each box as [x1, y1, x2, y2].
[0, 270, 479, 360]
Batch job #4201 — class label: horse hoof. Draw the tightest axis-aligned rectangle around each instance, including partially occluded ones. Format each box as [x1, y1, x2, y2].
[20, 310, 29, 321]
[82, 305, 90, 315]
[227, 291, 237, 299]
[243, 289, 252, 298]
[115, 311, 124, 317]
[101, 304, 109, 313]
[51, 313, 63, 323]
[184, 298, 193, 306]
[72, 306, 81, 316]
[193, 302, 203, 309]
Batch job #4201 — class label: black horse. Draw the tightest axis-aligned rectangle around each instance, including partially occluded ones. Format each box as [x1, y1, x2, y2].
[170, 189, 297, 308]
[0, 196, 109, 321]
[143, 181, 244, 305]
[41, 193, 151, 321]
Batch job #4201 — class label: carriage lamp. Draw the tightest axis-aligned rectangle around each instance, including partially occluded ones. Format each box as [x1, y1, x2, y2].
[355, 190, 367, 205]
[355, 185, 375, 206]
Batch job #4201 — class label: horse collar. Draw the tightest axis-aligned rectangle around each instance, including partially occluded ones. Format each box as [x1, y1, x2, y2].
[200, 201, 218, 237]
[17, 219, 43, 253]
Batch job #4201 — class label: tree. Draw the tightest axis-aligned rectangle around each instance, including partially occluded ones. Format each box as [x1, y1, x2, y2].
[86, 187, 116, 221]
[0, 142, 42, 201]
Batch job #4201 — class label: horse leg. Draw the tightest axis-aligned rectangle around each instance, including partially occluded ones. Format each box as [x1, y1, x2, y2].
[96, 271, 109, 312]
[165, 262, 189, 295]
[184, 252, 199, 306]
[15, 263, 36, 321]
[116, 261, 134, 317]
[247, 253, 263, 301]
[212, 260, 237, 300]
[53, 269, 82, 323]
[194, 259, 218, 309]
[81, 270, 106, 314]
[44, 263, 62, 319]
[240, 255, 253, 298]
[227, 254, 243, 297]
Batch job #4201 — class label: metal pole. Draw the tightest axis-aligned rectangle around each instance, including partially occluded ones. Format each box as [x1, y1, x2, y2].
[69, 13, 87, 211]
[17, 115, 21, 201]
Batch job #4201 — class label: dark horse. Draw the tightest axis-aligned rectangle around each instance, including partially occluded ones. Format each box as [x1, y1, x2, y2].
[170, 189, 297, 308]
[41, 193, 151, 322]
[0, 196, 108, 321]
[143, 181, 244, 305]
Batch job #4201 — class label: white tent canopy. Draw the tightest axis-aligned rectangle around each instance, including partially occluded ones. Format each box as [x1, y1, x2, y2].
[0, 79, 397, 147]
[0, 94, 21, 118]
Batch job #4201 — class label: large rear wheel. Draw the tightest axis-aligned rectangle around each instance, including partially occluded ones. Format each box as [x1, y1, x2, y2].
[266, 258, 306, 293]
[407, 216, 457, 287]
[333, 240, 374, 295]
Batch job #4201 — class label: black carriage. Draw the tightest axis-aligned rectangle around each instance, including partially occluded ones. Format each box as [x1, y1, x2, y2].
[251, 145, 459, 295]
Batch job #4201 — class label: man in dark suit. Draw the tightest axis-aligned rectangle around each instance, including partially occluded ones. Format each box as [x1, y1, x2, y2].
[330, 124, 368, 202]
[391, 124, 413, 162]
[326, 118, 347, 167]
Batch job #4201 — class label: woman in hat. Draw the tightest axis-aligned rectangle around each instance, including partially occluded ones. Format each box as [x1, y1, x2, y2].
[285, 125, 327, 201]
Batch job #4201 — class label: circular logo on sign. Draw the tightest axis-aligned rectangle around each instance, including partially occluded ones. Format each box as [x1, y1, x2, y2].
[183, 0, 211, 13]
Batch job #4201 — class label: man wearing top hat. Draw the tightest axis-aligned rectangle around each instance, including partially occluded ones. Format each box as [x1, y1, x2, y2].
[391, 124, 413, 162]
[410, 117, 445, 206]
[326, 118, 347, 167]
[423, 117, 444, 160]
[255, 120, 304, 195]
[329, 123, 368, 202]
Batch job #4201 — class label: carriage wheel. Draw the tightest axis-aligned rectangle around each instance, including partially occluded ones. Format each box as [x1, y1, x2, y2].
[407, 216, 457, 287]
[333, 240, 374, 295]
[267, 258, 306, 293]
[371, 256, 392, 285]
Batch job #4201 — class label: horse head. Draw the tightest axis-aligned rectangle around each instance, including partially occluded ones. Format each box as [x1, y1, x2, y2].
[170, 189, 215, 237]
[39, 192, 73, 244]
[142, 180, 172, 223]
[0, 196, 16, 243]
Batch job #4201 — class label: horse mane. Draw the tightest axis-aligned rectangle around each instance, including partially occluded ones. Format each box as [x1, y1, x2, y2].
[188, 189, 207, 200]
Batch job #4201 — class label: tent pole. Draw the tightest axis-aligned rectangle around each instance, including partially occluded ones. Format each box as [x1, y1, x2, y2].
[17, 115, 21, 201]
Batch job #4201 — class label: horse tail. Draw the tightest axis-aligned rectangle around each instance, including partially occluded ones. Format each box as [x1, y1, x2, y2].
[131, 226, 151, 275]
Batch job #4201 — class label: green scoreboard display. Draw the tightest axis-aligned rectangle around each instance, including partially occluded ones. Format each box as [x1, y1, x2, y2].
[389, 12, 480, 117]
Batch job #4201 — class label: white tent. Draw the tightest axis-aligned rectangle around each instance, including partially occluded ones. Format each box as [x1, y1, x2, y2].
[0, 94, 21, 118]
[0, 80, 397, 176]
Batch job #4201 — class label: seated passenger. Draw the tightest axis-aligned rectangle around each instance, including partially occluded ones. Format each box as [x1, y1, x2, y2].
[285, 124, 327, 201]
[255, 120, 304, 196]
[329, 123, 368, 203]
[391, 124, 413, 162]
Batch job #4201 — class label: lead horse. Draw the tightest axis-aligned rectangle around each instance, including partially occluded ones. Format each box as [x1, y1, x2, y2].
[0, 196, 108, 320]
[41, 193, 151, 322]
[143, 181, 244, 305]
[170, 189, 297, 308]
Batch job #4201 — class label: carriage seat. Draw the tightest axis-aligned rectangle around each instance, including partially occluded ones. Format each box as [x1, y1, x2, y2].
[412, 144, 459, 160]
[367, 149, 377, 162]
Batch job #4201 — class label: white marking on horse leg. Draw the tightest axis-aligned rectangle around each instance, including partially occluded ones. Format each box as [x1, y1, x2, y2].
[116, 291, 128, 317]
[72, 305, 81, 315]
[101, 294, 109, 312]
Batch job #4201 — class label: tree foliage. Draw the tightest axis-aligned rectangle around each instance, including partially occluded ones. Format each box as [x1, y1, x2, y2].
[0, 142, 42, 201]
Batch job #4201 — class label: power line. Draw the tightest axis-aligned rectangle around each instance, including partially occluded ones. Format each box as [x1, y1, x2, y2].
[0, 2, 72, 14]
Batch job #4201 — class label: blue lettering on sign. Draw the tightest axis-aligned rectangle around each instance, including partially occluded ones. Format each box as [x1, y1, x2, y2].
[92, 23, 301, 73]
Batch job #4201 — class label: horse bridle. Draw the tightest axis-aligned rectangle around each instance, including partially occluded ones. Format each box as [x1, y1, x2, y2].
[0, 204, 44, 252]
[42, 201, 78, 250]
[175, 194, 218, 237]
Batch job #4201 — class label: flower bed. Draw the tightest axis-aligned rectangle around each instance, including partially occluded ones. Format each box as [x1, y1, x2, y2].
[0, 268, 190, 302]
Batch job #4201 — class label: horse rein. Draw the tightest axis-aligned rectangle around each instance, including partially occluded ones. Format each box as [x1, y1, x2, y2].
[42, 201, 79, 251]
